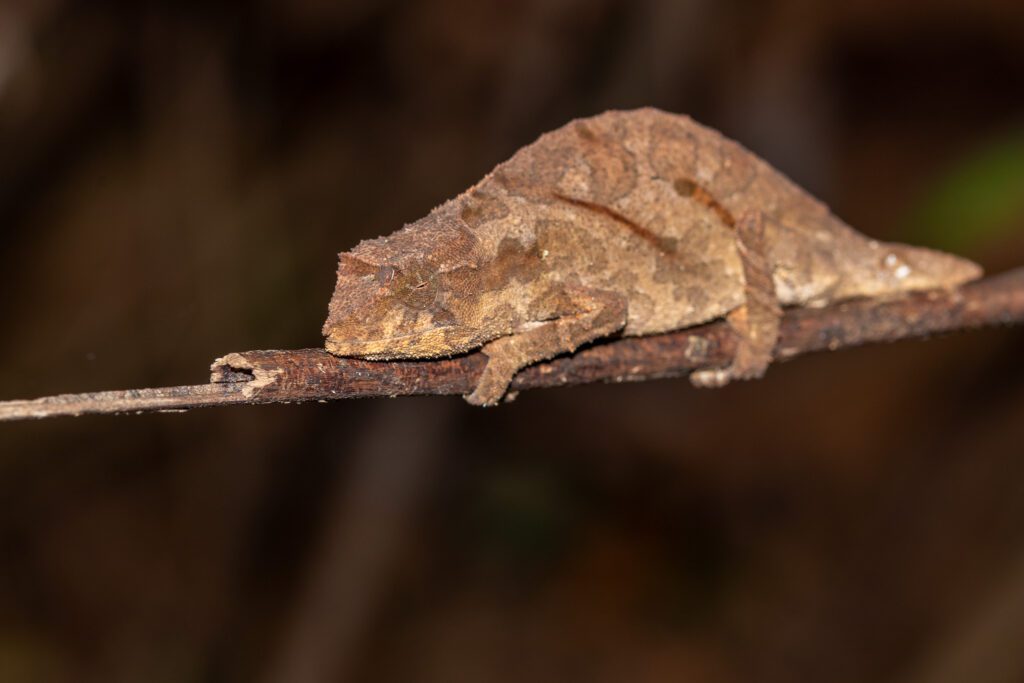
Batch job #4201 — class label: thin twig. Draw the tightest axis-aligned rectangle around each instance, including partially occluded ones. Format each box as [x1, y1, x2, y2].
[2, 267, 1022, 421]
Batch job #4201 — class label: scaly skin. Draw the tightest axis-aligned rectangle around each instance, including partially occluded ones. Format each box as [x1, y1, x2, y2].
[322, 108, 982, 405]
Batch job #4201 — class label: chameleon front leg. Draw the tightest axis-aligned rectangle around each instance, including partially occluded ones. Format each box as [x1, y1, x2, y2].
[466, 287, 628, 406]
[690, 210, 782, 388]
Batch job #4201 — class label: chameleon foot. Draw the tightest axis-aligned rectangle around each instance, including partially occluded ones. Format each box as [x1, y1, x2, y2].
[689, 325, 773, 388]
[466, 348, 520, 406]
[464, 287, 627, 406]
[689, 367, 735, 388]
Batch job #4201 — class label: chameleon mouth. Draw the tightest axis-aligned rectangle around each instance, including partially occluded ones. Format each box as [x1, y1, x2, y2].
[325, 337, 400, 358]
[324, 328, 451, 359]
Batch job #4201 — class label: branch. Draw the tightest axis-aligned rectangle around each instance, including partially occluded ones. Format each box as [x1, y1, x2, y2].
[2, 267, 1023, 421]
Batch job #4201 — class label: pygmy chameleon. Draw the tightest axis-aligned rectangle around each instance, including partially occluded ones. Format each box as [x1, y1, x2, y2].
[323, 108, 982, 405]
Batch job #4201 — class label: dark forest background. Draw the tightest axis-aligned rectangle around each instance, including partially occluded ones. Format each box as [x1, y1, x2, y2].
[2, 1, 1024, 681]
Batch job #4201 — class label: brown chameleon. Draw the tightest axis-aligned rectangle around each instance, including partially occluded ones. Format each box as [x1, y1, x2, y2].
[323, 108, 982, 405]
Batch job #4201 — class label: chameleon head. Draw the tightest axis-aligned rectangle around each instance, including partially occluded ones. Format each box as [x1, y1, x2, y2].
[322, 252, 484, 360]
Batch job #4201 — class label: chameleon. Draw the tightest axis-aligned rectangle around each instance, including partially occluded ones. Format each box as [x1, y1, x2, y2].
[322, 108, 982, 406]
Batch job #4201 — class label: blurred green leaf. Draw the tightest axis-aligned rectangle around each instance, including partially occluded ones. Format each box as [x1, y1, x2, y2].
[908, 127, 1024, 253]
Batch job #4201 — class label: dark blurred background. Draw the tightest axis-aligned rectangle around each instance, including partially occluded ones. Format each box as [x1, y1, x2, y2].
[1, 1, 1024, 681]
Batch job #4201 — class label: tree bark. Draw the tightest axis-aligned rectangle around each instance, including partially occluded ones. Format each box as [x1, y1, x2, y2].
[2, 267, 1022, 421]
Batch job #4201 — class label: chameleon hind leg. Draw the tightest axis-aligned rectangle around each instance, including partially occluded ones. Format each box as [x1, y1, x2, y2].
[690, 209, 782, 388]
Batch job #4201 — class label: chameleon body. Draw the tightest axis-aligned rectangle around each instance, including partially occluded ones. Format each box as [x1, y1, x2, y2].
[323, 108, 982, 405]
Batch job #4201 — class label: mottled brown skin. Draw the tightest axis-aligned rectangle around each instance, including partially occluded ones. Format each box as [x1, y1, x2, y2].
[323, 108, 982, 405]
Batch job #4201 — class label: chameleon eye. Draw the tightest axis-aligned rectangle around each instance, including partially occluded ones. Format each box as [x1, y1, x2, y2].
[395, 272, 438, 310]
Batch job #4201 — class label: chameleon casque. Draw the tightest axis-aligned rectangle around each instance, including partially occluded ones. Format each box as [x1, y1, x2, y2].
[323, 108, 982, 405]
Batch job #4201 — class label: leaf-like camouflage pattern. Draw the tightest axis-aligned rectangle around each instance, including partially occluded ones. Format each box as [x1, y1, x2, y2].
[324, 108, 982, 404]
